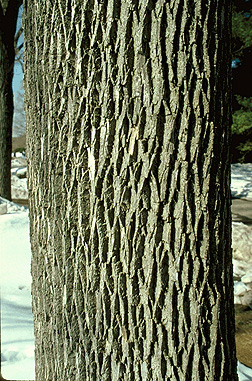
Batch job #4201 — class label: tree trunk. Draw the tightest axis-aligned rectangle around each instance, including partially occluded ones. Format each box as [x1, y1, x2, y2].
[24, 1, 237, 380]
[0, 1, 22, 200]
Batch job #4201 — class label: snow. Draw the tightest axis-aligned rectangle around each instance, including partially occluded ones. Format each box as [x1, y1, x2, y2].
[238, 362, 252, 381]
[1, 163, 252, 380]
[11, 167, 27, 179]
[0, 209, 35, 380]
[231, 163, 252, 200]
[12, 152, 26, 159]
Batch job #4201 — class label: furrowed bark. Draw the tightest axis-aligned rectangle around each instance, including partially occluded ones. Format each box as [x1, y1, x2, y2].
[24, 1, 237, 380]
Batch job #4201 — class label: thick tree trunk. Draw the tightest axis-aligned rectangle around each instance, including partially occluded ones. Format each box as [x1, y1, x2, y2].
[24, 1, 237, 380]
[0, 1, 21, 200]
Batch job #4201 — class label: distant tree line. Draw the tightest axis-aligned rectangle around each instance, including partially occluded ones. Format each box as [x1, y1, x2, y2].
[232, 0, 252, 162]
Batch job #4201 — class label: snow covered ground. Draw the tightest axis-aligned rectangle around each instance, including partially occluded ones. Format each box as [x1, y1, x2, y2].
[231, 163, 252, 200]
[0, 206, 35, 380]
[9, 161, 252, 204]
[0, 161, 252, 380]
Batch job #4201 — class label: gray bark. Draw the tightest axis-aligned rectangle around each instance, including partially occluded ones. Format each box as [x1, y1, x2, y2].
[24, 1, 237, 380]
[0, 0, 22, 200]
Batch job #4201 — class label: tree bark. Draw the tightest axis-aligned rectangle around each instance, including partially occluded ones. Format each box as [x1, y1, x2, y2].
[24, 1, 237, 380]
[0, 0, 22, 200]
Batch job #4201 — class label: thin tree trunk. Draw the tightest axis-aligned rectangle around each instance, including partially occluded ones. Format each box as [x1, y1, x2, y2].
[0, 34, 13, 200]
[0, 1, 22, 200]
[24, 1, 237, 380]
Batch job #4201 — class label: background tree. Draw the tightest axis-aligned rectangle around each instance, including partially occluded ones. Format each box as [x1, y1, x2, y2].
[0, 0, 22, 200]
[232, 0, 252, 162]
[24, 0, 237, 380]
[232, 95, 252, 161]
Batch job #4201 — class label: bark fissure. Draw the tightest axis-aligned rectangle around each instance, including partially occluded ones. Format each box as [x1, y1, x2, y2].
[24, 0, 237, 380]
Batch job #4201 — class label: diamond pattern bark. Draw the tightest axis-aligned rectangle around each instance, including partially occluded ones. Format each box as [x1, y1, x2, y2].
[24, 1, 237, 380]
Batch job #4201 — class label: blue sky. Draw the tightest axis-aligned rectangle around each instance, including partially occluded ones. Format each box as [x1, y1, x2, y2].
[13, 5, 23, 99]
[13, 62, 23, 97]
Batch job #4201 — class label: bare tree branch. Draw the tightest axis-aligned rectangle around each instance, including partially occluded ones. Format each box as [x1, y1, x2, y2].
[14, 20, 24, 72]
[14, 26, 23, 44]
